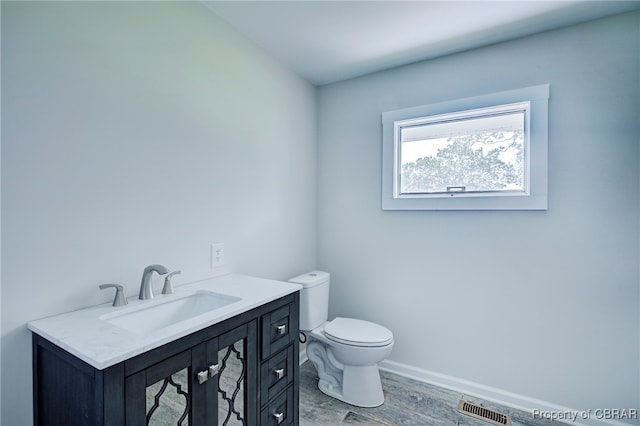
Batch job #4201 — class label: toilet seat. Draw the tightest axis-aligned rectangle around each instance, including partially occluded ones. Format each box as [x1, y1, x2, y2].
[324, 317, 393, 347]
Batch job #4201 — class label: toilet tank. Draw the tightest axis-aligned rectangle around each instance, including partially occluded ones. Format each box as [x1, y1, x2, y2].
[288, 271, 330, 331]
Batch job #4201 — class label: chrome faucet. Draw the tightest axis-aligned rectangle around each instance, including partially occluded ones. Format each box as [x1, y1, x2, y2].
[138, 264, 170, 300]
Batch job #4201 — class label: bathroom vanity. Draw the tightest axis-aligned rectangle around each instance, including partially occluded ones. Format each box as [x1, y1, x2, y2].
[28, 274, 301, 426]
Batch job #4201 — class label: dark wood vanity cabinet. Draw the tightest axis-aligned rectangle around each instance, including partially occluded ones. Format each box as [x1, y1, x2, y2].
[32, 292, 300, 426]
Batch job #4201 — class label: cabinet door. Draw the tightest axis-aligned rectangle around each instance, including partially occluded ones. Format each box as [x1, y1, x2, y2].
[125, 346, 213, 426]
[125, 320, 257, 426]
[215, 320, 258, 425]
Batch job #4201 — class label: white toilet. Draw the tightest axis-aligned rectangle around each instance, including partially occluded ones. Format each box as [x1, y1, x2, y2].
[289, 271, 394, 408]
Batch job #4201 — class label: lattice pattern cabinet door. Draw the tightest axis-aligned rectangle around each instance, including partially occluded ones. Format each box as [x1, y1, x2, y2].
[125, 321, 258, 426]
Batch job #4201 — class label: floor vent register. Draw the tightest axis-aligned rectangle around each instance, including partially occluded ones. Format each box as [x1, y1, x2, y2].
[457, 399, 512, 426]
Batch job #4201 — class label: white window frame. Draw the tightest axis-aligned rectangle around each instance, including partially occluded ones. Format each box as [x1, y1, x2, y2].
[382, 84, 549, 211]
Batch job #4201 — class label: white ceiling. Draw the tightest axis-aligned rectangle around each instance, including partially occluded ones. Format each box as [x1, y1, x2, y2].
[204, 1, 640, 86]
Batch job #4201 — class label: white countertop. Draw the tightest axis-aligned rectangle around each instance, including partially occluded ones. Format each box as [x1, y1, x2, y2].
[28, 273, 302, 370]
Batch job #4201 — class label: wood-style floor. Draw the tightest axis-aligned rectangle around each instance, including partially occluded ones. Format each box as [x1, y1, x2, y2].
[299, 361, 558, 426]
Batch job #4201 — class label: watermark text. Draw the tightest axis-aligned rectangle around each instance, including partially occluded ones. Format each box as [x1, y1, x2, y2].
[532, 408, 638, 422]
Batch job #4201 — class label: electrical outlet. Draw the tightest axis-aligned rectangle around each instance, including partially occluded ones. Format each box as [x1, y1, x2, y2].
[210, 243, 225, 268]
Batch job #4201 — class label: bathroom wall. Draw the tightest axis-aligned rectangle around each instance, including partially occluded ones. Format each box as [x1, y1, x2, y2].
[317, 11, 639, 420]
[1, 2, 316, 424]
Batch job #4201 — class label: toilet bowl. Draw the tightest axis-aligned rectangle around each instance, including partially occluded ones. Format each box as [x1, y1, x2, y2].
[289, 271, 394, 407]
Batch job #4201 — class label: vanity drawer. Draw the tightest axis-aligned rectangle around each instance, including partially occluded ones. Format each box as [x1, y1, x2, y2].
[261, 345, 294, 403]
[261, 304, 295, 359]
[260, 385, 294, 426]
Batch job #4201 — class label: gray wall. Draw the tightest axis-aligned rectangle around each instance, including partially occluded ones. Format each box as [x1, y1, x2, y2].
[1, 2, 316, 424]
[317, 11, 639, 415]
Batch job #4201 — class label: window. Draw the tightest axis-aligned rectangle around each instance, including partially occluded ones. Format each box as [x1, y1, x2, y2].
[382, 85, 549, 210]
[396, 102, 528, 197]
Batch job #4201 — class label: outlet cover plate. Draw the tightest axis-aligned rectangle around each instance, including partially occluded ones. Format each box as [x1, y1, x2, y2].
[210, 243, 225, 268]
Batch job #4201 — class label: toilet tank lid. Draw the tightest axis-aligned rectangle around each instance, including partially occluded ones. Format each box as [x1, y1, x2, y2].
[288, 271, 330, 288]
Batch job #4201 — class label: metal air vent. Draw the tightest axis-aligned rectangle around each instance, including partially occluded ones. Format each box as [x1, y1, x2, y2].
[458, 400, 512, 426]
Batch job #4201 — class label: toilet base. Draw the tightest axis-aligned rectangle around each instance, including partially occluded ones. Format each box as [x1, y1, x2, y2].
[307, 341, 385, 408]
[317, 365, 384, 408]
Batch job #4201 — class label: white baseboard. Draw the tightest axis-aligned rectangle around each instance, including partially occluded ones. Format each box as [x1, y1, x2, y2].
[379, 360, 637, 426]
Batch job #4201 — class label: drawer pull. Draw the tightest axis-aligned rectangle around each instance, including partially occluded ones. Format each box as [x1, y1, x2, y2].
[273, 412, 285, 424]
[276, 324, 287, 335]
[274, 368, 285, 380]
[197, 370, 209, 384]
[208, 363, 220, 377]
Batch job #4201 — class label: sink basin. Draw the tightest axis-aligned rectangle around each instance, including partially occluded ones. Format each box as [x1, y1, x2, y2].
[100, 291, 241, 334]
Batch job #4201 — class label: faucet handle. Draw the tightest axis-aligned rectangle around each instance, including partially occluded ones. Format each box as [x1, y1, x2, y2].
[99, 284, 128, 307]
[162, 270, 182, 295]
